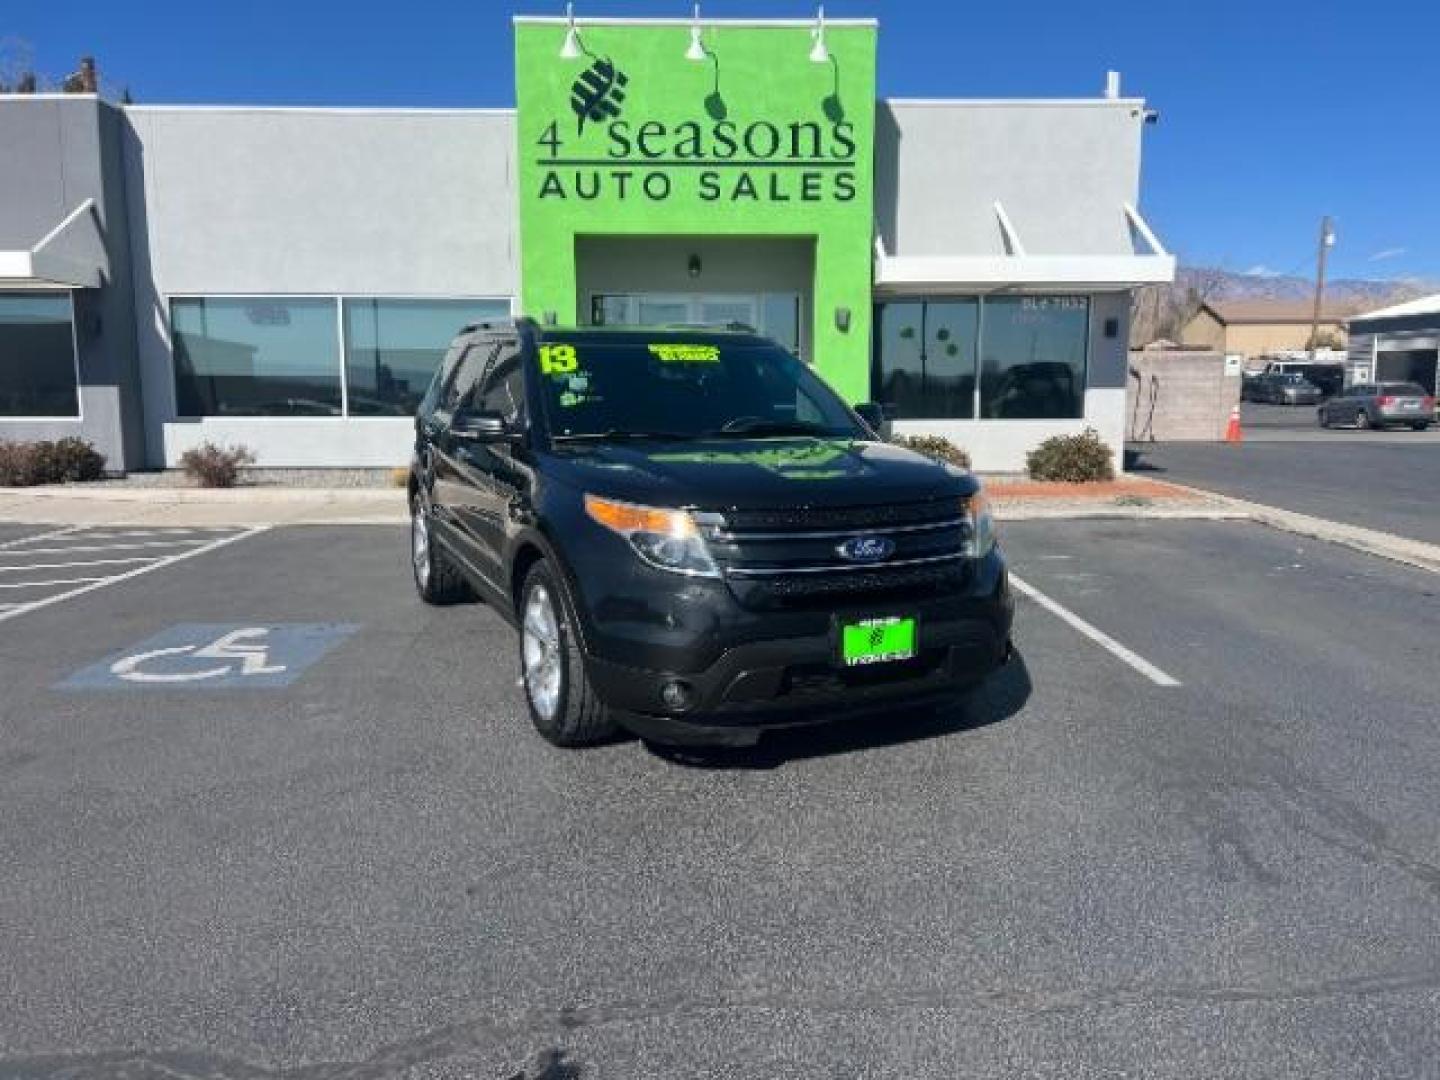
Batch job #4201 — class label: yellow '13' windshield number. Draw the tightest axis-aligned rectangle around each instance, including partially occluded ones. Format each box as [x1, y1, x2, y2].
[538, 344, 578, 375]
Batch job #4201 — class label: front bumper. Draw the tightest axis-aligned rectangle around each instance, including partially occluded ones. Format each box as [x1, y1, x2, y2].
[581, 557, 1014, 745]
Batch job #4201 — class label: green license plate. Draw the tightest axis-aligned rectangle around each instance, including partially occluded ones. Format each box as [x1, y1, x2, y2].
[840, 616, 917, 667]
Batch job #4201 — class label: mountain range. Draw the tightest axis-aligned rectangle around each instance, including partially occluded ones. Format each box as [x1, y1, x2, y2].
[1179, 266, 1437, 310]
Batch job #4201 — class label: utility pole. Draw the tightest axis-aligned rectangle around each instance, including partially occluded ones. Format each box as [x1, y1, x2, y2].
[1309, 215, 1335, 360]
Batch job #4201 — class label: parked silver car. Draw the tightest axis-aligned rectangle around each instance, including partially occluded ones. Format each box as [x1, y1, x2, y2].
[1318, 382, 1435, 430]
[1262, 373, 1322, 405]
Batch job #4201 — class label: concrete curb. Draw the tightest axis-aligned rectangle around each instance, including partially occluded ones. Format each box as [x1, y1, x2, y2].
[1220, 497, 1440, 576]
[1152, 481, 1440, 576]
[0, 486, 408, 527]
[0, 484, 401, 503]
[994, 504, 1245, 522]
[4, 484, 1437, 576]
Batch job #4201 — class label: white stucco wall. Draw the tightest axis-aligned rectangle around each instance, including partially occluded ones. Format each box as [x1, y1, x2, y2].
[123, 107, 519, 468]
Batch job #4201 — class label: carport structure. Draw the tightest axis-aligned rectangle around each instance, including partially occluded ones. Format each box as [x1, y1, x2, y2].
[1347, 293, 1440, 394]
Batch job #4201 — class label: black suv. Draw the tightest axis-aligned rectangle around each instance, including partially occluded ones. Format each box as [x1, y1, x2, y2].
[408, 319, 1013, 748]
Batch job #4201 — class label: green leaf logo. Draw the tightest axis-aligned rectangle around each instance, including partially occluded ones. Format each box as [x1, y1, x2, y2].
[570, 58, 629, 134]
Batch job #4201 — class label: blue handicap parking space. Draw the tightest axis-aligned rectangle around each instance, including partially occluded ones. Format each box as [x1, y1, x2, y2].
[59, 623, 360, 690]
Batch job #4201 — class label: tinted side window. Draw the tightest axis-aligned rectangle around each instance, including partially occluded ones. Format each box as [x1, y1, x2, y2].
[420, 340, 467, 417]
[474, 339, 526, 424]
[439, 341, 495, 416]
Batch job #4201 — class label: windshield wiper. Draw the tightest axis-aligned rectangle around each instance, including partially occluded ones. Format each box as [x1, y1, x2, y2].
[708, 418, 837, 437]
[551, 429, 703, 443]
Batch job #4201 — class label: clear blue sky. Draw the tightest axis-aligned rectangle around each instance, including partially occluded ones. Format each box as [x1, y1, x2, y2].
[10, 0, 1437, 281]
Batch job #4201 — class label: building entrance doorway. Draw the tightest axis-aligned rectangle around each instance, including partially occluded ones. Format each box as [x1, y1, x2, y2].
[588, 293, 804, 359]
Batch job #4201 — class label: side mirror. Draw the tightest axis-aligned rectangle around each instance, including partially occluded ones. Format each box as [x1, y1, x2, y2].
[853, 402, 897, 434]
[451, 410, 511, 441]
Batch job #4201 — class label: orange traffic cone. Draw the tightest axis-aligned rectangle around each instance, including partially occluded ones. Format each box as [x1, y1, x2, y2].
[1224, 403, 1242, 444]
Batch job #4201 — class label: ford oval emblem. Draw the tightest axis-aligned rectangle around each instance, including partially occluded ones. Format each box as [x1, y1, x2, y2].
[837, 535, 896, 563]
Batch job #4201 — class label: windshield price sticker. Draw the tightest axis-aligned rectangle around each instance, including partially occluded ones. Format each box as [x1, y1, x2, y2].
[539, 344, 579, 376]
[649, 344, 720, 364]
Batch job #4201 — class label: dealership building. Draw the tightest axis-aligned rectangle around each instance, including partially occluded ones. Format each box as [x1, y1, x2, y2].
[0, 13, 1173, 473]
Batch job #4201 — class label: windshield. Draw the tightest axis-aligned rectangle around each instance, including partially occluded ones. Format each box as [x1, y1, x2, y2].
[533, 338, 863, 440]
[1381, 383, 1426, 396]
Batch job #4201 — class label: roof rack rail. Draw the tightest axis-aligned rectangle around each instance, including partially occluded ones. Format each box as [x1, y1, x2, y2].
[656, 321, 758, 333]
[459, 316, 526, 334]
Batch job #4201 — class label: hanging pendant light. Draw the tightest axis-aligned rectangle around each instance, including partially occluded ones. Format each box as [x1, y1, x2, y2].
[809, 5, 830, 64]
[559, 2, 583, 59]
[685, 4, 707, 61]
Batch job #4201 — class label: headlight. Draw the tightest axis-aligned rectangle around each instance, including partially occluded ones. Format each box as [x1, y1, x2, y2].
[961, 492, 996, 558]
[584, 494, 720, 578]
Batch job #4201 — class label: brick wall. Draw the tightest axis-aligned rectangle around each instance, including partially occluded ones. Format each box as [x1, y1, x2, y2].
[1126, 350, 1239, 442]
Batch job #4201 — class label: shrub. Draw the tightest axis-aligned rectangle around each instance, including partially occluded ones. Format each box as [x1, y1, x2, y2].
[180, 442, 256, 488]
[890, 434, 971, 470]
[0, 438, 107, 486]
[1026, 428, 1115, 483]
[47, 437, 106, 482]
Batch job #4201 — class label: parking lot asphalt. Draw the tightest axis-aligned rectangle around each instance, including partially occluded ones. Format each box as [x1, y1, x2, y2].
[1, 521, 1438, 1077]
[1134, 404, 1440, 546]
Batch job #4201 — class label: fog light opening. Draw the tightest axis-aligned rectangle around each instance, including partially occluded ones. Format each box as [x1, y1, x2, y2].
[660, 679, 696, 712]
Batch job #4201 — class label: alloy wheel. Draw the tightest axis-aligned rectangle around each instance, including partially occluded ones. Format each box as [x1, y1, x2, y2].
[522, 583, 563, 721]
[411, 505, 431, 589]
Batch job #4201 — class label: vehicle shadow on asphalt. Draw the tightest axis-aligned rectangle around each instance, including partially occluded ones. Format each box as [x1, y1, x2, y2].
[1123, 448, 1166, 473]
[649, 650, 1034, 770]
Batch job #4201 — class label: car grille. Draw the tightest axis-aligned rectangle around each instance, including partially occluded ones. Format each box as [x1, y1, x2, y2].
[696, 498, 970, 609]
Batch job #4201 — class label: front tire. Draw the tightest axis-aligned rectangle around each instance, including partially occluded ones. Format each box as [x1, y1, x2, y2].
[1413, 422, 1431, 431]
[410, 495, 471, 604]
[519, 560, 618, 747]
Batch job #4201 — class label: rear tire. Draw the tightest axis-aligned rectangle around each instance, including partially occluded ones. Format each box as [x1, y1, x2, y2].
[410, 495, 471, 605]
[518, 560, 618, 747]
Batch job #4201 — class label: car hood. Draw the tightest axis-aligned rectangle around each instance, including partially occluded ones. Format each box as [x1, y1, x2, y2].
[540, 436, 974, 510]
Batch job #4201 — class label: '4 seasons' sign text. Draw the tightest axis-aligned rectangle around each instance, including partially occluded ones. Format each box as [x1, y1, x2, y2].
[534, 57, 857, 205]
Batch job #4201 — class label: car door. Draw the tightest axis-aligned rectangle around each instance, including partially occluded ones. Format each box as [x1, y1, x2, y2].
[430, 338, 498, 567]
[455, 337, 533, 589]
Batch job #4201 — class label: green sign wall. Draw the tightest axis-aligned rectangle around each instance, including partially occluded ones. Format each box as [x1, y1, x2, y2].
[515, 18, 878, 402]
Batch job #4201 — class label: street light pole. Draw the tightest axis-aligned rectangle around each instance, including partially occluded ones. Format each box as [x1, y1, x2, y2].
[1309, 215, 1334, 361]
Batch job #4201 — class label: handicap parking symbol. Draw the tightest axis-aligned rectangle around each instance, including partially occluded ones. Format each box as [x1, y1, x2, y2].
[59, 623, 360, 690]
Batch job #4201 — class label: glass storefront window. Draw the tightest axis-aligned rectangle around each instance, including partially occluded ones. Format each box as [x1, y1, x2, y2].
[874, 301, 925, 417]
[343, 299, 509, 416]
[873, 300, 978, 419]
[590, 292, 804, 359]
[172, 298, 342, 417]
[979, 297, 1089, 419]
[924, 301, 979, 419]
[874, 296, 1088, 420]
[0, 293, 80, 418]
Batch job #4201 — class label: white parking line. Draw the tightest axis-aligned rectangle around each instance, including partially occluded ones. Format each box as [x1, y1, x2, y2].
[77, 528, 234, 540]
[0, 525, 86, 551]
[0, 526, 270, 625]
[1010, 572, 1182, 688]
[0, 556, 160, 573]
[2, 539, 218, 556]
[0, 577, 104, 590]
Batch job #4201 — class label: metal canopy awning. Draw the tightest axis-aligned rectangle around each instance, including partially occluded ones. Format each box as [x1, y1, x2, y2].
[0, 199, 108, 288]
[873, 202, 1176, 294]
